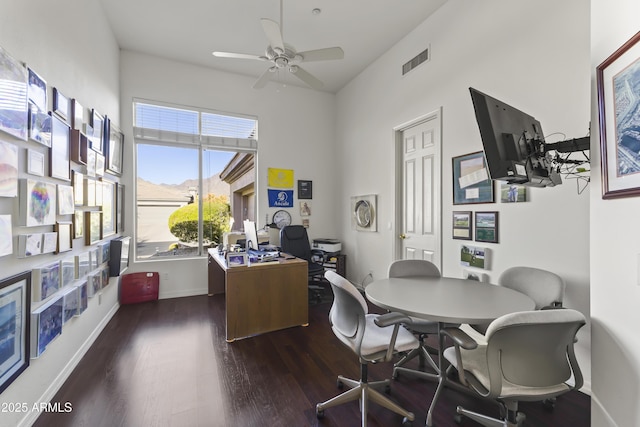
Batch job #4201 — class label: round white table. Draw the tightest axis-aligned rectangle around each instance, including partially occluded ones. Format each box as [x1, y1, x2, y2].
[365, 276, 535, 324]
[365, 276, 535, 426]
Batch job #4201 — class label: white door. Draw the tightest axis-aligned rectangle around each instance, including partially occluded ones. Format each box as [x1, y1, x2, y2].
[397, 111, 442, 269]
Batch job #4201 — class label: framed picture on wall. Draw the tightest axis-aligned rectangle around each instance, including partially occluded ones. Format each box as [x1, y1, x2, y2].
[52, 88, 71, 124]
[0, 45, 28, 141]
[27, 149, 45, 177]
[597, 31, 640, 199]
[298, 180, 312, 199]
[106, 121, 123, 176]
[27, 67, 47, 111]
[474, 211, 499, 243]
[90, 109, 104, 154]
[452, 151, 494, 205]
[0, 271, 31, 392]
[50, 114, 71, 181]
[85, 211, 102, 245]
[101, 180, 116, 238]
[452, 211, 472, 240]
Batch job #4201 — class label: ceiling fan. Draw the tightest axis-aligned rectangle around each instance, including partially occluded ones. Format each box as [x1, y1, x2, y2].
[212, 0, 344, 90]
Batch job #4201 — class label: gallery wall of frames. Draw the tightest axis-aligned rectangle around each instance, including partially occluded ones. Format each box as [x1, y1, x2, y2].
[0, 44, 128, 394]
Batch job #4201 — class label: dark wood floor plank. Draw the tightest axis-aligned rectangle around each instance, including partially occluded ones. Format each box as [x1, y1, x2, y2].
[34, 295, 590, 427]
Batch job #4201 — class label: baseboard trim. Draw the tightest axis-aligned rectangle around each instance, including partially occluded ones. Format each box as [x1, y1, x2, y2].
[18, 302, 120, 427]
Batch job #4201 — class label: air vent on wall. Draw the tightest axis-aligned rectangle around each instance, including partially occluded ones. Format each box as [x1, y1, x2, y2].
[402, 47, 430, 75]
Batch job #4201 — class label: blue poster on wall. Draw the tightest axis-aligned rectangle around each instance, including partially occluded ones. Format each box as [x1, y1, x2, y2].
[268, 189, 293, 207]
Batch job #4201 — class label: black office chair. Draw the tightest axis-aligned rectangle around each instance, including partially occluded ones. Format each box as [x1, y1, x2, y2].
[280, 225, 327, 303]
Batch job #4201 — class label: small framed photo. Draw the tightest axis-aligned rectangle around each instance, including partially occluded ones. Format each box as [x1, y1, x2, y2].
[27, 67, 47, 111]
[73, 211, 84, 239]
[300, 201, 311, 217]
[106, 121, 123, 176]
[500, 182, 527, 203]
[32, 261, 60, 302]
[452, 211, 472, 240]
[52, 87, 71, 123]
[95, 153, 105, 177]
[27, 149, 45, 176]
[55, 221, 73, 253]
[57, 184, 75, 215]
[86, 149, 96, 177]
[42, 232, 57, 254]
[90, 109, 105, 154]
[101, 180, 116, 238]
[73, 170, 84, 206]
[475, 211, 499, 243]
[28, 104, 51, 147]
[298, 180, 312, 199]
[597, 31, 640, 199]
[460, 244, 487, 270]
[0, 271, 31, 392]
[50, 114, 71, 181]
[116, 184, 124, 233]
[31, 295, 63, 358]
[70, 129, 88, 165]
[97, 241, 110, 265]
[71, 99, 84, 131]
[85, 211, 102, 245]
[227, 252, 247, 267]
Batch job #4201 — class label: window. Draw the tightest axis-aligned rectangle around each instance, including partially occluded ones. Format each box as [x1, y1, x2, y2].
[134, 100, 257, 259]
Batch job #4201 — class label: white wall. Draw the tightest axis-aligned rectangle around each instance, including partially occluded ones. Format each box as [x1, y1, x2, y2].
[119, 51, 339, 297]
[335, 0, 592, 390]
[0, 1, 120, 426]
[590, 0, 640, 425]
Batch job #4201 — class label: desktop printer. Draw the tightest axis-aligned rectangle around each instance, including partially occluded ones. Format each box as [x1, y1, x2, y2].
[312, 238, 341, 253]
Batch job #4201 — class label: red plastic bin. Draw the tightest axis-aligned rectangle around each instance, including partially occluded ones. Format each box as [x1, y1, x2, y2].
[120, 272, 159, 304]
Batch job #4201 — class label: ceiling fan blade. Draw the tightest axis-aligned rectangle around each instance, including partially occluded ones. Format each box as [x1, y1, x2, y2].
[212, 51, 268, 61]
[297, 47, 344, 62]
[260, 18, 285, 52]
[289, 65, 323, 90]
[253, 67, 275, 89]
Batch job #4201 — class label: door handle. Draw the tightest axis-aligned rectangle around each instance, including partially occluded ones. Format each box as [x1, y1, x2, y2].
[399, 234, 407, 239]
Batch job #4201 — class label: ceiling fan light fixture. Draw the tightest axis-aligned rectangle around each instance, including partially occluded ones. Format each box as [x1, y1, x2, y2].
[274, 57, 288, 68]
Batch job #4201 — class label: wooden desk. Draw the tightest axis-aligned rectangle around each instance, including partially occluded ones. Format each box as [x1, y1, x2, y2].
[207, 250, 308, 342]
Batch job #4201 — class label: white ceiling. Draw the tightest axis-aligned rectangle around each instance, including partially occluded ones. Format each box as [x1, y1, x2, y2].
[98, 0, 447, 93]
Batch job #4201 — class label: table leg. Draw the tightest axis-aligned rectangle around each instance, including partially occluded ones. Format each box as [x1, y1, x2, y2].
[426, 322, 446, 427]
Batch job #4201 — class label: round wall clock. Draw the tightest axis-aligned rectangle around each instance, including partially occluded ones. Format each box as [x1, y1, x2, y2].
[272, 210, 292, 229]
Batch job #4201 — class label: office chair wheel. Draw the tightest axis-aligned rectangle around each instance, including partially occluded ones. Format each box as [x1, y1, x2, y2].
[402, 416, 412, 426]
[543, 398, 556, 411]
[337, 379, 344, 389]
[454, 413, 464, 424]
[316, 405, 325, 419]
[384, 384, 391, 394]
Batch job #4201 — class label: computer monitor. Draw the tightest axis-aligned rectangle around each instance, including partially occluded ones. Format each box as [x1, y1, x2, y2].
[243, 220, 259, 251]
[469, 87, 561, 187]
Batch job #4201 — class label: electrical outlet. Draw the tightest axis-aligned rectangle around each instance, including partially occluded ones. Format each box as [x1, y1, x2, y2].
[163, 272, 169, 283]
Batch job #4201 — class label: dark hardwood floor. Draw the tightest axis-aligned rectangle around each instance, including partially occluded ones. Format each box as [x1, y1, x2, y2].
[35, 294, 590, 427]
